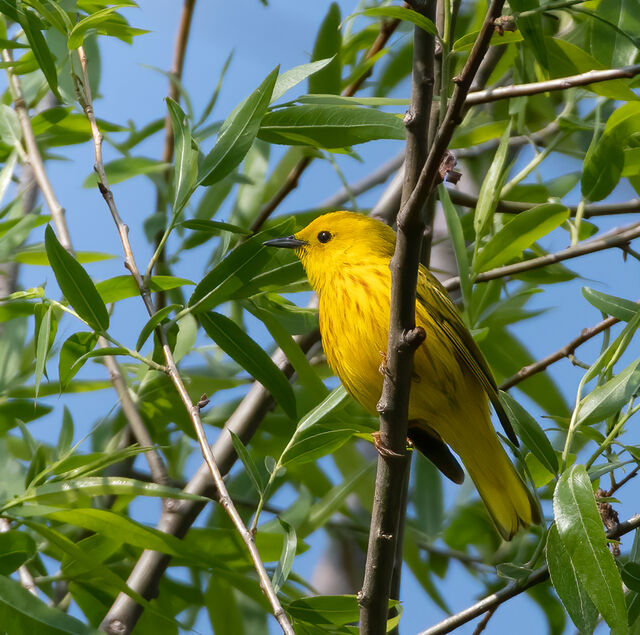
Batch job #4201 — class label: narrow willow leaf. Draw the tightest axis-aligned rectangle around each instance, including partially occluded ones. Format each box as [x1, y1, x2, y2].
[439, 185, 471, 310]
[0, 574, 94, 634]
[579, 357, 640, 425]
[475, 204, 570, 272]
[58, 332, 99, 388]
[582, 287, 639, 322]
[287, 595, 361, 627]
[258, 105, 405, 148]
[167, 98, 197, 212]
[271, 519, 296, 594]
[199, 311, 296, 419]
[309, 3, 341, 95]
[546, 524, 598, 635]
[229, 431, 265, 496]
[198, 67, 278, 186]
[347, 6, 437, 36]
[136, 304, 181, 351]
[1, 477, 208, 512]
[0, 531, 36, 575]
[553, 465, 628, 633]
[473, 121, 512, 241]
[34, 303, 52, 400]
[82, 156, 168, 188]
[96, 274, 193, 304]
[499, 391, 558, 474]
[44, 226, 109, 332]
[180, 219, 250, 235]
[273, 58, 334, 102]
[0, 104, 21, 148]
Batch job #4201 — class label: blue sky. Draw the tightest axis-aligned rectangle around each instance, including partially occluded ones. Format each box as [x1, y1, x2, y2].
[8, 1, 640, 633]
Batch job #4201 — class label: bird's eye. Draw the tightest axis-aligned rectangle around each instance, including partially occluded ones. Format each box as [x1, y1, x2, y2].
[317, 231, 332, 244]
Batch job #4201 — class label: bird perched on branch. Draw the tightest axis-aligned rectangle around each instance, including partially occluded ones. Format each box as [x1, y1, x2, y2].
[265, 211, 539, 540]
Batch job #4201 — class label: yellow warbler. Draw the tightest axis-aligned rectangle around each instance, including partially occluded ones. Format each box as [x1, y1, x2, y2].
[265, 211, 539, 540]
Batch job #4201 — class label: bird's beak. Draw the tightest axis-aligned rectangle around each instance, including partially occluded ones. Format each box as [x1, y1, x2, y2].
[263, 235, 308, 249]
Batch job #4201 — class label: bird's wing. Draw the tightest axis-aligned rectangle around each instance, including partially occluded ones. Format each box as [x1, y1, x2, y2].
[416, 266, 518, 446]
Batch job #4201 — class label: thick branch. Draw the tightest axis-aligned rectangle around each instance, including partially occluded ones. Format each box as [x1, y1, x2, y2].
[100, 331, 320, 633]
[75, 47, 293, 635]
[443, 221, 640, 291]
[360, 1, 506, 632]
[419, 514, 640, 635]
[466, 63, 640, 106]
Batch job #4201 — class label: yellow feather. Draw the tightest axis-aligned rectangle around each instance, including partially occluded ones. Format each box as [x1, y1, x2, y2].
[279, 211, 539, 540]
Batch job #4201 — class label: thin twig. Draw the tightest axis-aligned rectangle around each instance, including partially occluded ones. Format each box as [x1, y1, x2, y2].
[2, 48, 169, 489]
[74, 46, 294, 635]
[471, 607, 497, 635]
[418, 514, 640, 635]
[443, 221, 640, 291]
[447, 187, 640, 217]
[466, 63, 640, 106]
[100, 330, 320, 633]
[359, 2, 506, 632]
[250, 19, 401, 234]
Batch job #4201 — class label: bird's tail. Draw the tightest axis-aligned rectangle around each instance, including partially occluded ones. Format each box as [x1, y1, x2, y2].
[455, 426, 539, 541]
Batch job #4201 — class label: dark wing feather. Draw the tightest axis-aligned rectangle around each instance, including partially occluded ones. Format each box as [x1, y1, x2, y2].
[416, 266, 518, 446]
[408, 423, 465, 484]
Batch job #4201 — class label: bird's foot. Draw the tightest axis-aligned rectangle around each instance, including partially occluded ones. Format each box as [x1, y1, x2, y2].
[372, 431, 407, 459]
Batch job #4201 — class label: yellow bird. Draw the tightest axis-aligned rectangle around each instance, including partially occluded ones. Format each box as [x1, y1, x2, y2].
[265, 211, 539, 540]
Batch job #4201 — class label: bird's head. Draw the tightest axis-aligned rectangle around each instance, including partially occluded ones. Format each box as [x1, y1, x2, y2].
[264, 211, 396, 291]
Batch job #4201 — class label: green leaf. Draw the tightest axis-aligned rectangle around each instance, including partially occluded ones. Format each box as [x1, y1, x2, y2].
[578, 358, 640, 426]
[0, 105, 21, 148]
[258, 105, 405, 148]
[82, 156, 168, 188]
[199, 311, 296, 419]
[453, 29, 523, 52]
[0, 574, 94, 634]
[413, 454, 444, 538]
[499, 390, 558, 474]
[553, 465, 628, 634]
[439, 185, 471, 311]
[474, 204, 570, 272]
[348, 6, 437, 36]
[68, 6, 123, 48]
[34, 303, 52, 400]
[180, 219, 251, 235]
[188, 217, 294, 313]
[198, 67, 278, 186]
[0, 531, 36, 575]
[14, 245, 116, 266]
[229, 431, 266, 496]
[510, 0, 548, 67]
[271, 519, 296, 594]
[309, 3, 341, 95]
[44, 226, 109, 332]
[273, 58, 335, 103]
[287, 595, 361, 627]
[96, 275, 193, 304]
[589, 0, 640, 68]
[473, 121, 512, 241]
[582, 103, 640, 202]
[18, 9, 60, 99]
[546, 524, 598, 635]
[582, 287, 639, 322]
[0, 477, 208, 512]
[167, 98, 198, 212]
[136, 304, 181, 351]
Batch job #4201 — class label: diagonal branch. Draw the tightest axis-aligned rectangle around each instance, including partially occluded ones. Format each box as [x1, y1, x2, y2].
[359, 1, 506, 632]
[74, 45, 294, 635]
[443, 221, 640, 291]
[249, 18, 400, 234]
[1, 49, 169, 489]
[466, 63, 640, 106]
[418, 513, 640, 635]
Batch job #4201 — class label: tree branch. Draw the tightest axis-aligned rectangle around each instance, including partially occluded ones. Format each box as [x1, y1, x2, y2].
[447, 187, 640, 217]
[74, 46, 293, 635]
[100, 330, 320, 633]
[418, 514, 640, 635]
[443, 221, 640, 291]
[359, 2, 506, 632]
[2, 49, 169, 489]
[250, 18, 401, 234]
[466, 63, 640, 106]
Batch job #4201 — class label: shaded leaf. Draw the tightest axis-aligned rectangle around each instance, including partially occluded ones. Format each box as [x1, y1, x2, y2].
[582, 287, 639, 322]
